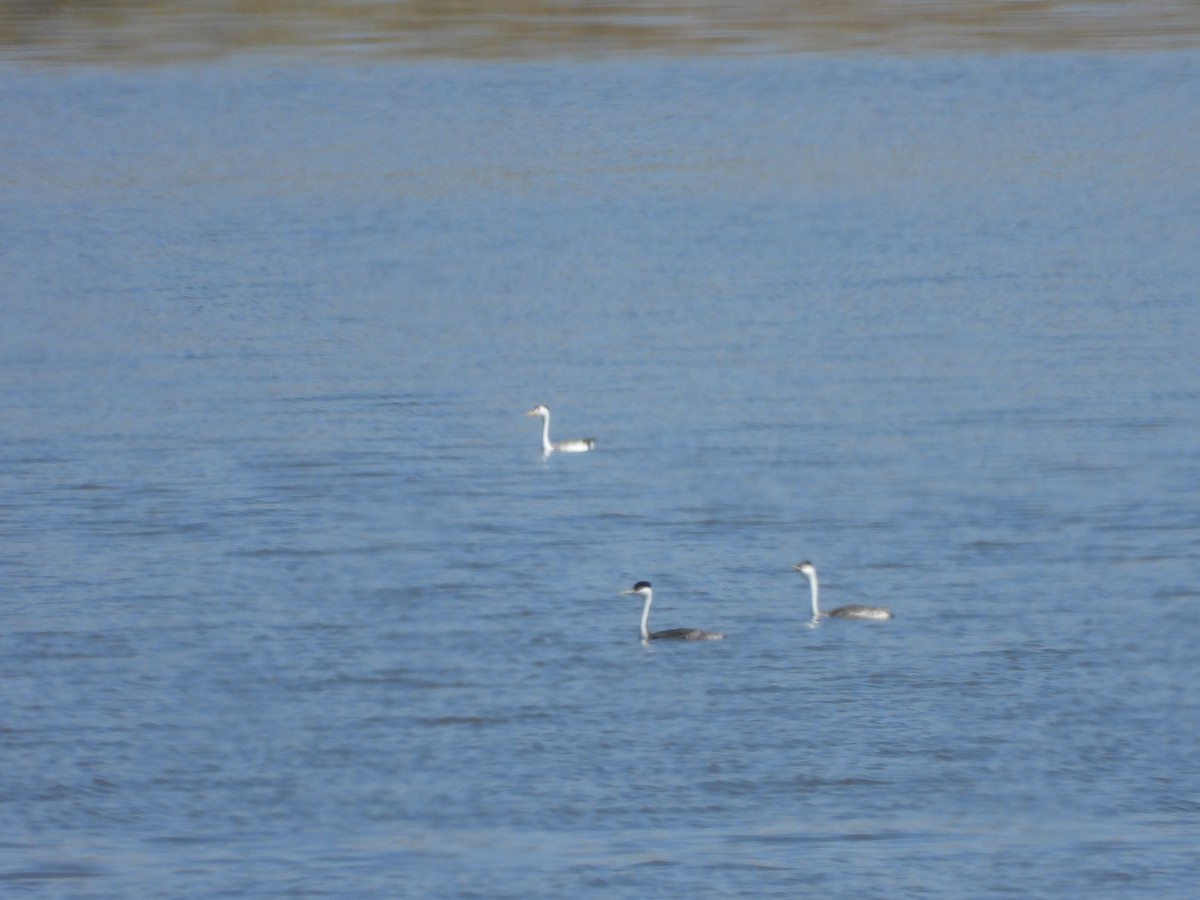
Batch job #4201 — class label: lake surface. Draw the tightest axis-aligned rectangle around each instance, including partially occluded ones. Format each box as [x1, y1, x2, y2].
[2, 32, 1199, 899]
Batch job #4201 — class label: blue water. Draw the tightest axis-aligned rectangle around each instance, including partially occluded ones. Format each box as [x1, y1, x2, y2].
[2, 51, 1199, 897]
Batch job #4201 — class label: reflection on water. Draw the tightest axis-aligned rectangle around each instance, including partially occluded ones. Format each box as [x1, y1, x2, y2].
[2, 0, 1200, 64]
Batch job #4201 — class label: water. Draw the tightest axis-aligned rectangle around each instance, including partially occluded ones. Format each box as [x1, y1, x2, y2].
[2, 44, 1199, 897]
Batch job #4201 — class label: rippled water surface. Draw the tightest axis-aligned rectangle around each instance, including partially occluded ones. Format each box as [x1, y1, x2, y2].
[2, 47, 1199, 897]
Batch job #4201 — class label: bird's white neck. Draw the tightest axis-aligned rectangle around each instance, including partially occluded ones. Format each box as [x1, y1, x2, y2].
[807, 571, 821, 618]
[539, 413, 553, 454]
[639, 592, 653, 641]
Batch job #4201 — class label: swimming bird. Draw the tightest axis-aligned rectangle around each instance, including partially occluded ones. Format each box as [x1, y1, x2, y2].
[621, 581, 726, 641]
[525, 404, 596, 455]
[793, 561, 893, 621]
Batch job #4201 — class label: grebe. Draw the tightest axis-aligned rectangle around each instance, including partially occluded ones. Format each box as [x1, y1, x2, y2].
[621, 581, 725, 641]
[524, 404, 596, 455]
[793, 561, 893, 621]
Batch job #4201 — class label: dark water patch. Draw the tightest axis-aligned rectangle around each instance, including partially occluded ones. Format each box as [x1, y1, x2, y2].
[67, 481, 108, 492]
[225, 546, 341, 558]
[732, 827, 917, 846]
[0, 863, 104, 882]
[627, 857, 676, 869]
[10, 632, 139, 663]
[1153, 587, 1200, 601]
[417, 715, 503, 728]
[147, 834, 225, 846]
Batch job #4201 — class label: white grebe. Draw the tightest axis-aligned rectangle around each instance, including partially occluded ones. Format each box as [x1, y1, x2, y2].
[621, 581, 725, 641]
[793, 561, 893, 621]
[524, 404, 596, 455]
